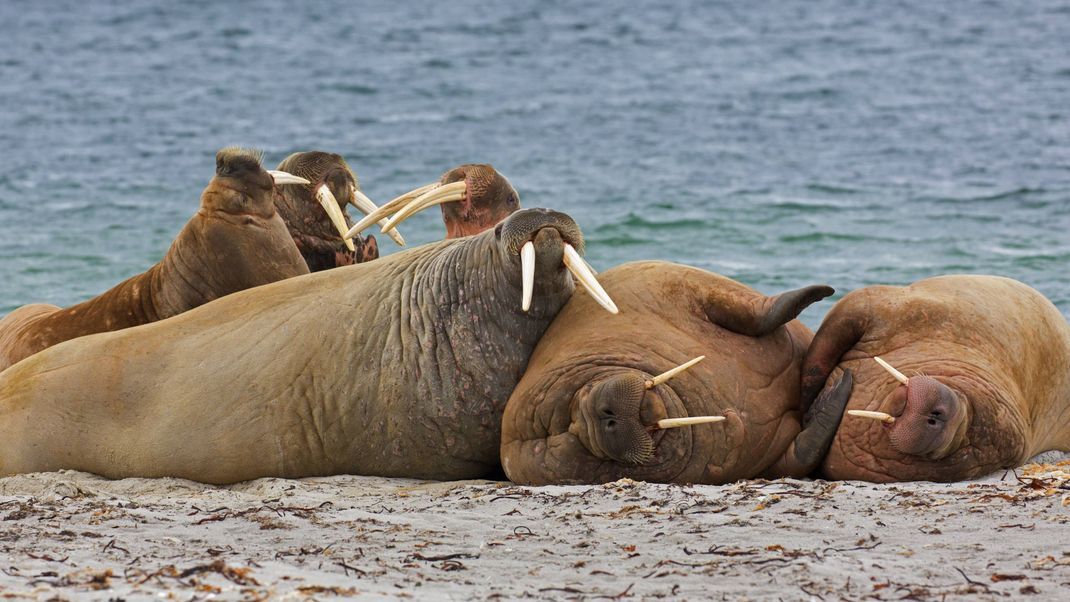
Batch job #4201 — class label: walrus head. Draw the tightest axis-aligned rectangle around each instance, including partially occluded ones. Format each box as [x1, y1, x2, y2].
[343, 164, 520, 242]
[501, 262, 847, 485]
[201, 147, 306, 220]
[273, 152, 386, 269]
[846, 358, 971, 460]
[798, 288, 985, 481]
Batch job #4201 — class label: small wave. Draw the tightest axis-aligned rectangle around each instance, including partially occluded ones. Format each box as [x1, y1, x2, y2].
[327, 83, 379, 96]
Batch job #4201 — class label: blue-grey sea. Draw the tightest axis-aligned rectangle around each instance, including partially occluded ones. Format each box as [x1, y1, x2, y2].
[1, 0, 1068, 329]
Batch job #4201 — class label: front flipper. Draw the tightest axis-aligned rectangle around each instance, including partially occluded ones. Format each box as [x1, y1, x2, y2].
[705, 284, 834, 337]
[765, 370, 853, 478]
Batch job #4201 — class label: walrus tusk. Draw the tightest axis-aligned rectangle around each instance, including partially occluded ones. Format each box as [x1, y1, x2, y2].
[315, 185, 356, 252]
[645, 355, 706, 389]
[874, 356, 910, 385]
[267, 170, 311, 186]
[562, 243, 618, 314]
[847, 409, 896, 424]
[344, 182, 437, 240]
[380, 181, 468, 235]
[349, 185, 406, 246]
[521, 241, 535, 311]
[656, 416, 726, 429]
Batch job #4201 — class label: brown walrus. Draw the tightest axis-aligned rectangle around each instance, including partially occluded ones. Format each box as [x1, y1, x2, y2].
[344, 163, 519, 242]
[800, 275, 1070, 482]
[0, 148, 310, 372]
[272, 151, 393, 271]
[0, 208, 619, 484]
[500, 261, 854, 485]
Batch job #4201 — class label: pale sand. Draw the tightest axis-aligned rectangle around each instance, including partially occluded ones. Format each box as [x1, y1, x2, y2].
[1, 454, 1068, 601]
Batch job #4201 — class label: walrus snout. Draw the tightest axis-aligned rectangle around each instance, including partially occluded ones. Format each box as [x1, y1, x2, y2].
[571, 372, 659, 465]
[889, 376, 968, 459]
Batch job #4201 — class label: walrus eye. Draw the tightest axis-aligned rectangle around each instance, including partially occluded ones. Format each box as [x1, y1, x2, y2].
[494, 223, 504, 240]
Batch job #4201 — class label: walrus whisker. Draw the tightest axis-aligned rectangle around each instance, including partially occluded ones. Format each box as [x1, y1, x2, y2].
[655, 416, 726, 429]
[645, 355, 706, 389]
[874, 356, 910, 385]
[380, 181, 468, 234]
[847, 409, 896, 424]
[562, 243, 619, 314]
[267, 170, 311, 186]
[344, 182, 437, 239]
[349, 185, 406, 246]
[315, 185, 356, 252]
[521, 241, 535, 311]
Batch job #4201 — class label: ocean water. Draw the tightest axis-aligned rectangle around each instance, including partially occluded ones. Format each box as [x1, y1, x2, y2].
[1, 0, 1068, 329]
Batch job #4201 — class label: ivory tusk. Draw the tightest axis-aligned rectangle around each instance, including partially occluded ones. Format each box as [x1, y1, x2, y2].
[268, 170, 311, 186]
[350, 185, 405, 246]
[315, 185, 355, 251]
[874, 356, 910, 385]
[847, 409, 896, 424]
[520, 241, 535, 312]
[380, 181, 468, 235]
[562, 243, 619, 314]
[656, 416, 726, 429]
[645, 356, 706, 389]
[344, 182, 437, 240]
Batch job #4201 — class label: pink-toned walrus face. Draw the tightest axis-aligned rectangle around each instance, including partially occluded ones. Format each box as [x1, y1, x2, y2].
[796, 276, 1056, 482]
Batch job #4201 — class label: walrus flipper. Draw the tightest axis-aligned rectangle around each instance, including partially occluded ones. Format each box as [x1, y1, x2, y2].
[765, 370, 853, 478]
[705, 284, 834, 337]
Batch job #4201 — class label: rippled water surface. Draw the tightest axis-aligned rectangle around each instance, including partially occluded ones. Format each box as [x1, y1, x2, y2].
[1, 0, 1068, 328]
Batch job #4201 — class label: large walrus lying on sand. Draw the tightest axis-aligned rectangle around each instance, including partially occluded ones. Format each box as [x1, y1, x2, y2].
[800, 275, 1070, 482]
[271, 151, 390, 270]
[0, 208, 618, 484]
[0, 148, 311, 372]
[345, 163, 519, 243]
[501, 261, 854, 485]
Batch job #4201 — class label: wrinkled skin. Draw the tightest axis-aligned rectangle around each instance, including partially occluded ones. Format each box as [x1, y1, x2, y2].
[0, 148, 309, 372]
[274, 152, 379, 270]
[501, 261, 852, 485]
[800, 275, 1070, 482]
[0, 208, 583, 484]
[439, 164, 519, 238]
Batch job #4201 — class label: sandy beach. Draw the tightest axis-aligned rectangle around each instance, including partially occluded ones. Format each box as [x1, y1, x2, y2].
[1, 453, 1068, 601]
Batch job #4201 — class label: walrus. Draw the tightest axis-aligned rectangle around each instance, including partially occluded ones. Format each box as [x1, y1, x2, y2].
[344, 163, 520, 242]
[273, 151, 400, 271]
[0, 148, 311, 372]
[500, 261, 854, 485]
[0, 208, 618, 484]
[799, 275, 1070, 482]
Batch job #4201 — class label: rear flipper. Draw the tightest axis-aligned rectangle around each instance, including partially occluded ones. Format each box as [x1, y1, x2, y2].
[765, 370, 853, 478]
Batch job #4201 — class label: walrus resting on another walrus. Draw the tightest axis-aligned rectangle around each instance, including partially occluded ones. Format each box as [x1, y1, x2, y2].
[800, 275, 1070, 482]
[0, 208, 618, 484]
[272, 151, 400, 271]
[345, 163, 520, 242]
[0, 148, 311, 372]
[500, 261, 854, 485]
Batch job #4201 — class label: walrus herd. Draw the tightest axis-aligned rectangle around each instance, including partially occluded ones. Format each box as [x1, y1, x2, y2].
[1, 148, 1068, 486]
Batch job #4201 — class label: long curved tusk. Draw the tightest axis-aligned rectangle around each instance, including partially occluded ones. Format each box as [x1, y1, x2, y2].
[521, 241, 535, 312]
[847, 409, 896, 424]
[874, 356, 910, 385]
[656, 416, 726, 429]
[645, 356, 706, 389]
[380, 181, 468, 235]
[315, 185, 355, 251]
[267, 170, 311, 186]
[350, 185, 405, 246]
[562, 243, 618, 314]
[344, 182, 437, 240]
